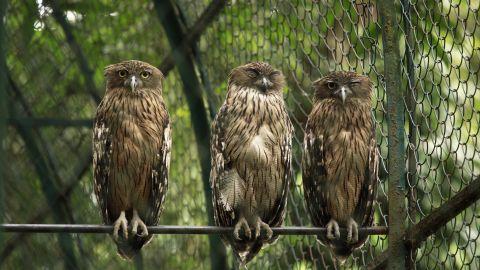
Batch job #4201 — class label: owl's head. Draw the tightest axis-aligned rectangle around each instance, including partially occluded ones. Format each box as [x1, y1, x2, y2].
[229, 62, 285, 94]
[312, 71, 372, 103]
[104, 60, 164, 93]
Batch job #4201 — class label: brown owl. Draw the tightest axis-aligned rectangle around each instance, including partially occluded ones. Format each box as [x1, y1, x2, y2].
[302, 71, 378, 262]
[210, 62, 293, 265]
[93, 60, 171, 259]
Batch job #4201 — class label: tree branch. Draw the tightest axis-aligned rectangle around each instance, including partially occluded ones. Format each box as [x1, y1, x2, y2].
[368, 176, 480, 270]
[405, 176, 480, 248]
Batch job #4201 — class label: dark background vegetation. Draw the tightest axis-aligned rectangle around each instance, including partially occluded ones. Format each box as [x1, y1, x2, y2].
[0, 0, 478, 269]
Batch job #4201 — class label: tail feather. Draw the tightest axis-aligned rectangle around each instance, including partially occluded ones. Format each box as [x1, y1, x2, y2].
[317, 234, 369, 264]
[330, 245, 354, 264]
[232, 240, 264, 266]
[115, 234, 153, 260]
[244, 241, 263, 265]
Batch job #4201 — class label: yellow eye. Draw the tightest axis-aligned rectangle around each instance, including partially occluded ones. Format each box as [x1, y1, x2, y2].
[141, 71, 151, 79]
[118, 70, 127, 77]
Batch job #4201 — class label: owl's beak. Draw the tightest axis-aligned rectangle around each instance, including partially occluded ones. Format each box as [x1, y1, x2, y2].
[335, 86, 350, 103]
[130, 76, 138, 92]
[260, 77, 272, 92]
[340, 86, 347, 103]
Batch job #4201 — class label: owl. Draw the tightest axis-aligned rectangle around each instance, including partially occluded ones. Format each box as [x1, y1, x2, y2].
[210, 62, 293, 265]
[302, 71, 378, 262]
[93, 60, 171, 259]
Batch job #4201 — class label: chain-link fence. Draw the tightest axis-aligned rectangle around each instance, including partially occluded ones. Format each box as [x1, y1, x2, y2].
[1, 0, 479, 269]
[399, 1, 479, 269]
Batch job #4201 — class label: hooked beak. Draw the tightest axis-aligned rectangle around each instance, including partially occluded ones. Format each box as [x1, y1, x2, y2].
[340, 86, 347, 103]
[130, 76, 138, 92]
[260, 77, 271, 92]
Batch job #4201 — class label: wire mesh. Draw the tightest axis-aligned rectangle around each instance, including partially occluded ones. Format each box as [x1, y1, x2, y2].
[1, 0, 479, 269]
[399, 0, 480, 269]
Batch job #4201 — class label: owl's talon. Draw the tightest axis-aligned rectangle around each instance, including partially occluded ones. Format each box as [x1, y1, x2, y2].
[234, 217, 251, 240]
[113, 211, 128, 240]
[326, 219, 340, 240]
[254, 221, 261, 239]
[255, 218, 273, 241]
[131, 209, 149, 237]
[346, 218, 358, 244]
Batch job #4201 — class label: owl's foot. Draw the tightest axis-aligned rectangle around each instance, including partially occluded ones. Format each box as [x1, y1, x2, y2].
[346, 218, 358, 244]
[113, 211, 128, 240]
[131, 209, 149, 237]
[326, 219, 340, 240]
[233, 217, 251, 240]
[254, 218, 273, 241]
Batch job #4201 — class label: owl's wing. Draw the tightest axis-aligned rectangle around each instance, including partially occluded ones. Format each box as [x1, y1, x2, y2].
[210, 105, 237, 228]
[354, 122, 379, 227]
[302, 122, 330, 228]
[147, 119, 171, 225]
[92, 108, 112, 224]
[268, 115, 293, 228]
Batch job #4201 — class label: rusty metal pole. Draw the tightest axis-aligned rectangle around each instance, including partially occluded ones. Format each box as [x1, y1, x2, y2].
[401, 0, 418, 268]
[378, 0, 407, 269]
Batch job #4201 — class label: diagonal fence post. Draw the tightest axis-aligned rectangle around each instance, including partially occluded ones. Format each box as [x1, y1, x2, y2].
[378, 0, 407, 269]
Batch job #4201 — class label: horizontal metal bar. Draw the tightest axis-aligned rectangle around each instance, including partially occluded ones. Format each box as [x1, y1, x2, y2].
[0, 224, 388, 235]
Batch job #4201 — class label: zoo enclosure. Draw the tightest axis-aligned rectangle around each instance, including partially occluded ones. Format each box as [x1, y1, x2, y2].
[0, 0, 479, 269]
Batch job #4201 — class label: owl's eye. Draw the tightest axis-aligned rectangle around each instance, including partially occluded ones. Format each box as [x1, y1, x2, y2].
[349, 80, 361, 86]
[141, 71, 151, 79]
[270, 71, 281, 77]
[246, 68, 259, 78]
[118, 70, 128, 77]
[327, 81, 337, 90]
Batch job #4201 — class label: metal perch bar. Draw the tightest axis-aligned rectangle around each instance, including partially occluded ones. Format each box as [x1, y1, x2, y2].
[0, 224, 388, 235]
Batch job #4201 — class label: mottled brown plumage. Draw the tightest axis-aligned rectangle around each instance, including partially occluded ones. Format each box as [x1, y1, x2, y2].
[93, 60, 171, 259]
[302, 71, 378, 262]
[210, 62, 293, 265]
